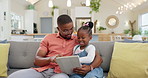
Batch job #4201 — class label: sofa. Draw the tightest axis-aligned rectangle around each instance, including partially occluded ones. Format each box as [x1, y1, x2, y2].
[6, 41, 114, 78]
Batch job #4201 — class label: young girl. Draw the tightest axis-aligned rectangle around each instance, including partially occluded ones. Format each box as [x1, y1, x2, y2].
[70, 22, 103, 78]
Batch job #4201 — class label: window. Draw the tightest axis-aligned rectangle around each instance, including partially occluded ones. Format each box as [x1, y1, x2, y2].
[11, 13, 23, 29]
[140, 13, 148, 35]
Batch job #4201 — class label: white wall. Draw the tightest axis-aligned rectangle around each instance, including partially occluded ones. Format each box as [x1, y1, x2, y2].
[73, 7, 95, 32]
[10, 0, 29, 29]
[0, 0, 11, 40]
[25, 10, 37, 34]
[34, 0, 135, 34]
[92, 0, 135, 33]
[34, 0, 89, 33]
[1, 0, 145, 38]
[75, 7, 91, 17]
[0, 0, 30, 40]
[10, 0, 26, 16]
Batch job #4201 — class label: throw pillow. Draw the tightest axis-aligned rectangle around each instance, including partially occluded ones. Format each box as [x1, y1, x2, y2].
[123, 38, 143, 43]
[0, 43, 10, 77]
[143, 41, 148, 43]
[107, 42, 148, 78]
[0, 39, 7, 43]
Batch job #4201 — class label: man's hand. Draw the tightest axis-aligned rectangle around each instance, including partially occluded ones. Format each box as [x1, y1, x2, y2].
[52, 54, 63, 63]
[73, 65, 91, 75]
[34, 50, 64, 66]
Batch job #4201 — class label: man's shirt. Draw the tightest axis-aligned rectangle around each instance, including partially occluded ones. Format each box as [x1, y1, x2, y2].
[33, 33, 78, 73]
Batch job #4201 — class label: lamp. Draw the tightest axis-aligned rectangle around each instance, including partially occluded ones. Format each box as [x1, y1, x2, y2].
[86, 0, 90, 6]
[48, 0, 53, 7]
[67, 0, 71, 7]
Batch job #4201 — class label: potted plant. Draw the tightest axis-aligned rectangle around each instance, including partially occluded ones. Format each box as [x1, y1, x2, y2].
[144, 30, 148, 36]
[89, 0, 101, 14]
[97, 26, 106, 33]
[51, 5, 58, 16]
[27, 4, 35, 10]
[132, 30, 141, 36]
[124, 29, 131, 36]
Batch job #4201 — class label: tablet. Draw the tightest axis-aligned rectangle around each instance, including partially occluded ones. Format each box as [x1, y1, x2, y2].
[56, 55, 81, 74]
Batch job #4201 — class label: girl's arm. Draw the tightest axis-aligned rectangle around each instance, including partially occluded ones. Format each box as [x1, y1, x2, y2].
[79, 45, 95, 63]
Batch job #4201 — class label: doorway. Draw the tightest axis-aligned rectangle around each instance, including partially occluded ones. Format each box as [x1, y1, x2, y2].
[40, 17, 52, 33]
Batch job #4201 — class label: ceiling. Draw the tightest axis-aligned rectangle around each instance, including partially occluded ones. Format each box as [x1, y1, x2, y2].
[113, 0, 147, 5]
[26, 0, 40, 4]
[17, 0, 148, 11]
[113, 0, 148, 11]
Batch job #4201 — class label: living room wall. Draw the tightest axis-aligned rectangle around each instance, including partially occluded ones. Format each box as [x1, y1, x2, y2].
[93, 0, 135, 33]
[10, 0, 29, 29]
[0, 0, 11, 40]
[10, 0, 27, 16]
[34, 0, 135, 34]
[0, 0, 29, 40]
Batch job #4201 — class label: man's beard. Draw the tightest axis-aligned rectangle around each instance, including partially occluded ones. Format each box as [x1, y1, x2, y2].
[60, 34, 71, 40]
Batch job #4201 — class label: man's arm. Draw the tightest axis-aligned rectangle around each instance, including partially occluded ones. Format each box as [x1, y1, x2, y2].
[73, 51, 103, 75]
[90, 51, 103, 68]
[34, 50, 51, 66]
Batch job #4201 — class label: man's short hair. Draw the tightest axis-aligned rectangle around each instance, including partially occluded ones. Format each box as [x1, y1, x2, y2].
[57, 14, 72, 26]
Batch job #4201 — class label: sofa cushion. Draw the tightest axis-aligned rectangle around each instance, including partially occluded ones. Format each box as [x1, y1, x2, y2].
[0, 43, 10, 77]
[123, 38, 143, 43]
[120, 39, 148, 43]
[8, 41, 40, 69]
[90, 41, 114, 72]
[108, 42, 148, 78]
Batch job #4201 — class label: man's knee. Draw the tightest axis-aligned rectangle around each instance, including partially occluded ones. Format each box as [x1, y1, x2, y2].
[51, 73, 69, 78]
[8, 69, 43, 78]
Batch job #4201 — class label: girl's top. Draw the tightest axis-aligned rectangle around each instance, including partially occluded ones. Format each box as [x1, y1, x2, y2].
[73, 44, 95, 64]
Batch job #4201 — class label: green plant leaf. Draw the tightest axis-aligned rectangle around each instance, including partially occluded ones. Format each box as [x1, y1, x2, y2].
[98, 26, 106, 31]
[124, 29, 131, 34]
[89, 0, 101, 13]
[51, 5, 59, 16]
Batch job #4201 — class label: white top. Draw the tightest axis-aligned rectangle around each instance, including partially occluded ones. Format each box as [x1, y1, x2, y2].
[73, 44, 96, 63]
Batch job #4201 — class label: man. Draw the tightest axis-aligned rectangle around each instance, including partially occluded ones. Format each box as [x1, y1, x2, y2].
[8, 14, 103, 78]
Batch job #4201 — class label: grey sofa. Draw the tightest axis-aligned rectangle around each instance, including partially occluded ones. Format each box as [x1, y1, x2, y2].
[7, 41, 114, 77]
